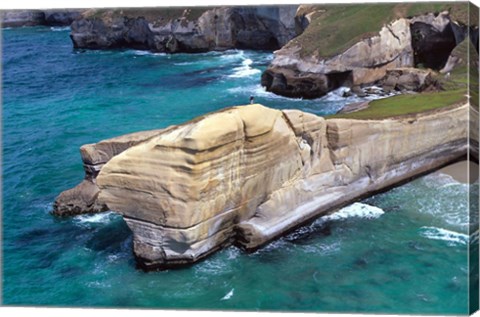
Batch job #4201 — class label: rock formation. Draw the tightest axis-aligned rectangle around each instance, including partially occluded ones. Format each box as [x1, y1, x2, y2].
[262, 16, 414, 98]
[69, 6, 298, 52]
[0, 9, 84, 27]
[53, 128, 165, 216]
[261, 8, 475, 99]
[54, 103, 468, 270]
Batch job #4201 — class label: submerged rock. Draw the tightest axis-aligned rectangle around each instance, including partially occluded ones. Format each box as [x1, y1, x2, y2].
[54, 103, 468, 270]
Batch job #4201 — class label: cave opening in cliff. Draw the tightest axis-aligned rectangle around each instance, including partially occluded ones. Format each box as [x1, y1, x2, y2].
[327, 71, 353, 91]
[411, 22, 458, 70]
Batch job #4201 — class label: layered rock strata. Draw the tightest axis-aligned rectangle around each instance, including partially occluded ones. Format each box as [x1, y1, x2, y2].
[53, 128, 165, 216]
[55, 103, 469, 269]
[70, 6, 298, 52]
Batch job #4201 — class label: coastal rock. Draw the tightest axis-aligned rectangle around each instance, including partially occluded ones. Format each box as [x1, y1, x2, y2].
[410, 12, 459, 70]
[262, 18, 413, 98]
[62, 102, 469, 270]
[53, 180, 106, 216]
[0, 10, 45, 27]
[1, 9, 84, 27]
[70, 6, 298, 52]
[44, 10, 82, 26]
[262, 9, 471, 99]
[379, 68, 438, 92]
[52, 128, 165, 216]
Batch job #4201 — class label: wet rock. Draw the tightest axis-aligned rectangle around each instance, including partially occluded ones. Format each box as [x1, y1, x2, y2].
[53, 180, 107, 216]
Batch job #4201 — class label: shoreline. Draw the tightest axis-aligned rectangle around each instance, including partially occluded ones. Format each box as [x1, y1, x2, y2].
[437, 160, 479, 183]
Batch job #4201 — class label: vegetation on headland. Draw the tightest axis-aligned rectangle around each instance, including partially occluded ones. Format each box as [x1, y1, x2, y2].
[291, 2, 473, 58]
[83, 7, 213, 25]
[330, 27, 478, 120]
[329, 89, 467, 120]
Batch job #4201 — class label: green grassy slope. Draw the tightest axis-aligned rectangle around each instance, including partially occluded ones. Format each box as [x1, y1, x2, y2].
[290, 2, 471, 58]
[83, 7, 213, 25]
[329, 90, 466, 120]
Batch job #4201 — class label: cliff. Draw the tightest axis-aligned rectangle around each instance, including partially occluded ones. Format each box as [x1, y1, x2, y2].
[0, 10, 84, 27]
[69, 6, 298, 52]
[262, 3, 478, 98]
[54, 103, 468, 270]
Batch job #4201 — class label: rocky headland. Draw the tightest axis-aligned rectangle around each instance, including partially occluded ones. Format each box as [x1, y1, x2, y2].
[54, 102, 469, 270]
[69, 6, 298, 52]
[261, 3, 479, 98]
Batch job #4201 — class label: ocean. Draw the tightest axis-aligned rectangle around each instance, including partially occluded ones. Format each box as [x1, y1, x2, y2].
[1, 25, 475, 314]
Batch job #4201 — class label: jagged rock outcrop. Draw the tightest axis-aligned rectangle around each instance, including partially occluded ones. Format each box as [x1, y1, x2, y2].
[0, 9, 84, 27]
[70, 6, 298, 52]
[54, 103, 468, 269]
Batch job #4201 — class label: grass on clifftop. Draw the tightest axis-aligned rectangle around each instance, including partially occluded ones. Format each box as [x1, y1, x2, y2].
[329, 89, 467, 120]
[291, 2, 472, 58]
[84, 7, 213, 25]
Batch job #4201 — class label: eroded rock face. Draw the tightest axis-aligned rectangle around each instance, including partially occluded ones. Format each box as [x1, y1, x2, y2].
[70, 6, 298, 52]
[52, 128, 165, 216]
[262, 18, 414, 98]
[83, 103, 468, 270]
[262, 11, 470, 99]
[0, 10, 46, 27]
[1, 10, 84, 27]
[410, 12, 459, 70]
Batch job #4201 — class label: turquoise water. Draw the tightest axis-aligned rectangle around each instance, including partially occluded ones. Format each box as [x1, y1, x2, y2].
[1, 26, 474, 314]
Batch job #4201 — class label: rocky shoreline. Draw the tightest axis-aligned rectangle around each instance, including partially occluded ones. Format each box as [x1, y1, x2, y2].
[3, 5, 478, 100]
[0, 9, 83, 27]
[262, 9, 478, 98]
[7, 4, 475, 270]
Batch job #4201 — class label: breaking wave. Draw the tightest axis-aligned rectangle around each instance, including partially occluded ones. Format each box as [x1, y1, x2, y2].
[321, 202, 385, 223]
[228, 58, 261, 78]
[419, 226, 468, 246]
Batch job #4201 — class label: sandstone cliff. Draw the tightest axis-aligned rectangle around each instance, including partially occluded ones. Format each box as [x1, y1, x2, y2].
[69, 6, 298, 52]
[54, 103, 468, 270]
[262, 4, 477, 98]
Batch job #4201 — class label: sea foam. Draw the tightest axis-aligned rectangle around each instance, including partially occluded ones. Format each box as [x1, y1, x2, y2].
[74, 211, 117, 226]
[228, 58, 261, 78]
[50, 26, 70, 32]
[419, 226, 468, 246]
[321, 202, 385, 222]
[221, 289, 234, 300]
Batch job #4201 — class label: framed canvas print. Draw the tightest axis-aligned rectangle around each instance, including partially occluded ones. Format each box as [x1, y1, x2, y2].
[1, 0, 479, 315]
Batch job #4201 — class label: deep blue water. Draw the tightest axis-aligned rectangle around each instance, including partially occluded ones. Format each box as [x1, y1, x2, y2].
[1, 26, 474, 314]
